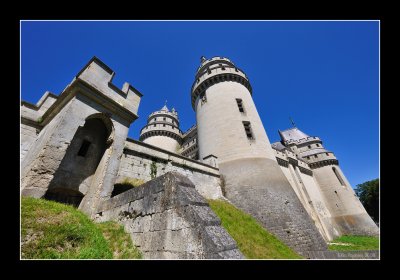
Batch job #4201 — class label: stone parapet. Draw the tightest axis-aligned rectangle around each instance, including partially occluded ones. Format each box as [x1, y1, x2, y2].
[95, 172, 243, 259]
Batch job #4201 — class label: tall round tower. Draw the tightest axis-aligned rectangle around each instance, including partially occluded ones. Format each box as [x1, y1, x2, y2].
[139, 104, 182, 152]
[191, 56, 328, 256]
[280, 127, 379, 237]
[191, 56, 276, 163]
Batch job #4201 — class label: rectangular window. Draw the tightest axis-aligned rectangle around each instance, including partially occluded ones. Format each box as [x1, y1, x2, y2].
[163, 117, 166, 121]
[314, 154, 318, 158]
[78, 140, 91, 157]
[236, 98, 245, 113]
[242, 121, 254, 140]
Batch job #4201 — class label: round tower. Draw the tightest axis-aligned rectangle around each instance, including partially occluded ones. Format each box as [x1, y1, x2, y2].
[139, 104, 182, 152]
[191, 56, 328, 255]
[191, 56, 276, 164]
[288, 131, 379, 237]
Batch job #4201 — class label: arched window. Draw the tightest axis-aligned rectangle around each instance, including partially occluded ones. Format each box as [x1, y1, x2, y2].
[332, 166, 345, 186]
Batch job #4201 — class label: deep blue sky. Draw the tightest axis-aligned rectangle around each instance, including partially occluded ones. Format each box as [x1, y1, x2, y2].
[21, 21, 379, 188]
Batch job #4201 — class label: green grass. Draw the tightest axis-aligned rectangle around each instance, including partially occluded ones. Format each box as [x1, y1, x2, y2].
[21, 197, 141, 259]
[208, 199, 302, 259]
[97, 222, 142, 259]
[328, 235, 379, 251]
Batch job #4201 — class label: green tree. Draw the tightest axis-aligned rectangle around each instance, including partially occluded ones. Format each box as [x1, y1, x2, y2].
[355, 178, 379, 224]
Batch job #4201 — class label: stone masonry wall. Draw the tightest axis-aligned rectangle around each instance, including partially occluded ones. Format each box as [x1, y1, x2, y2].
[118, 139, 223, 199]
[20, 122, 40, 161]
[95, 172, 243, 259]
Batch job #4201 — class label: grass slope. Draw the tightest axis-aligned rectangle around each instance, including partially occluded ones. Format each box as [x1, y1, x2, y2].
[97, 222, 142, 259]
[21, 197, 141, 259]
[208, 199, 302, 259]
[328, 235, 379, 251]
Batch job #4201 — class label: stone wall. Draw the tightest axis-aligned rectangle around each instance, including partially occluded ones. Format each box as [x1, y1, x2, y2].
[220, 157, 328, 257]
[95, 172, 243, 259]
[117, 138, 223, 200]
[20, 122, 40, 161]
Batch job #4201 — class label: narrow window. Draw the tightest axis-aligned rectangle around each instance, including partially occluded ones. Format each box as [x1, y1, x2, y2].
[154, 124, 156, 127]
[207, 68, 211, 74]
[332, 167, 345, 186]
[242, 121, 254, 140]
[326, 153, 329, 156]
[163, 117, 166, 121]
[308, 145, 311, 149]
[155, 117, 157, 121]
[307, 156, 310, 159]
[163, 124, 165, 127]
[78, 140, 91, 157]
[314, 154, 318, 158]
[236, 98, 245, 113]
[316, 143, 320, 147]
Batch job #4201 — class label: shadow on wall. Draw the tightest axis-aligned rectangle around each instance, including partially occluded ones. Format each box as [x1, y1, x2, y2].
[44, 118, 110, 207]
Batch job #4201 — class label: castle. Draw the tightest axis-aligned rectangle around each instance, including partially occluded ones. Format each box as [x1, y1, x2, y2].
[21, 56, 378, 259]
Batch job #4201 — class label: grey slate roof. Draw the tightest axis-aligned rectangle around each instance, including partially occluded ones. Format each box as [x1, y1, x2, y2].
[279, 127, 310, 142]
[271, 141, 287, 151]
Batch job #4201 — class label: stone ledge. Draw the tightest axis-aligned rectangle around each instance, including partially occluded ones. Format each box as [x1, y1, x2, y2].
[95, 172, 243, 259]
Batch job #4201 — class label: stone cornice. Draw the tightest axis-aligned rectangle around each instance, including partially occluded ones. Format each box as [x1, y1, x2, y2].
[298, 166, 313, 176]
[191, 67, 252, 110]
[139, 129, 183, 143]
[309, 159, 339, 169]
[140, 122, 182, 134]
[126, 138, 219, 171]
[276, 157, 289, 168]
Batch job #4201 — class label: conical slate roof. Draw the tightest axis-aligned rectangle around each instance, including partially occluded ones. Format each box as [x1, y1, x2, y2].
[160, 104, 169, 112]
[279, 127, 310, 142]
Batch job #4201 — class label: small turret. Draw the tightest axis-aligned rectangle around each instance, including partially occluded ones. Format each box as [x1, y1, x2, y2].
[139, 104, 182, 152]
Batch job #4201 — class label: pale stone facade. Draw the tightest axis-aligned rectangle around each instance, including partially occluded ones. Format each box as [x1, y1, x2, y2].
[21, 55, 378, 258]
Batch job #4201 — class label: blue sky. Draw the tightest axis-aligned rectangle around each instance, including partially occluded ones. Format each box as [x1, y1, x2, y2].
[21, 21, 379, 188]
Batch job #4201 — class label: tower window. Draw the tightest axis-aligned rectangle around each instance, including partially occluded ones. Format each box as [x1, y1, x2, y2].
[207, 68, 211, 74]
[154, 124, 156, 127]
[236, 98, 245, 113]
[163, 117, 166, 121]
[163, 124, 165, 127]
[326, 153, 329, 156]
[242, 121, 254, 140]
[77, 140, 91, 157]
[155, 118, 157, 121]
[332, 167, 345, 186]
[316, 144, 320, 147]
[308, 145, 311, 149]
[314, 154, 318, 158]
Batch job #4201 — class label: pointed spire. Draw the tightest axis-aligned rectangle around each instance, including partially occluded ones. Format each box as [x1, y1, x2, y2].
[289, 116, 296, 127]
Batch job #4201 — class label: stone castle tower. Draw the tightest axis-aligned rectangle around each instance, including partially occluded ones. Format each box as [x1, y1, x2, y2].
[191, 56, 328, 254]
[139, 103, 182, 153]
[277, 127, 378, 237]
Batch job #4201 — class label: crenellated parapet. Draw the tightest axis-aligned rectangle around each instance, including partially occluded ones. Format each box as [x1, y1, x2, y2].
[190, 57, 252, 110]
[139, 104, 183, 152]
